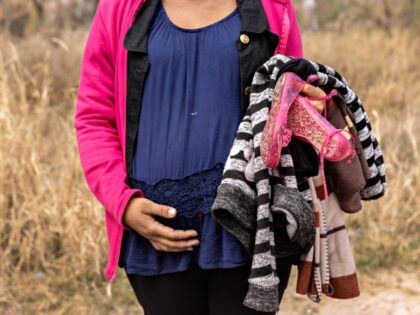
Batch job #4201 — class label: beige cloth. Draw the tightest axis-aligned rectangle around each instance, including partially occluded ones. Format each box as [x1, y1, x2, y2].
[295, 172, 360, 302]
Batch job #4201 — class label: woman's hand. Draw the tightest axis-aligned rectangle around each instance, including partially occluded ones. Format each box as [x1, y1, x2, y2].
[302, 83, 327, 114]
[123, 197, 200, 252]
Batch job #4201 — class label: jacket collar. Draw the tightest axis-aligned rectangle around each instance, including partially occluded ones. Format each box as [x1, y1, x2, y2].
[236, 0, 269, 34]
[123, 0, 270, 52]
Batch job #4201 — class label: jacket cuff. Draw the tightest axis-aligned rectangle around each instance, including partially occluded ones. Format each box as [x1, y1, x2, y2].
[243, 283, 280, 313]
[211, 183, 257, 255]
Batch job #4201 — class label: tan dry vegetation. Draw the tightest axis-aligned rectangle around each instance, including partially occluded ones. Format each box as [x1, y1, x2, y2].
[303, 29, 420, 271]
[0, 28, 419, 314]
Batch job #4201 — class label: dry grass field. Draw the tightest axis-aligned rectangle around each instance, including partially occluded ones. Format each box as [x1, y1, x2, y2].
[0, 27, 419, 314]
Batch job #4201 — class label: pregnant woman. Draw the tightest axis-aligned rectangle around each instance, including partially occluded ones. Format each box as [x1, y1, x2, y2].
[74, 0, 319, 314]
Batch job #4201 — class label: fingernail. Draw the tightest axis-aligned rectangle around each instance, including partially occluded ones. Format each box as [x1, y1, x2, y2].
[168, 208, 176, 216]
[187, 248, 193, 251]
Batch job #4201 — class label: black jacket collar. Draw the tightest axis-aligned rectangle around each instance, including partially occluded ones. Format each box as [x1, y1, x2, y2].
[123, 0, 270, 52]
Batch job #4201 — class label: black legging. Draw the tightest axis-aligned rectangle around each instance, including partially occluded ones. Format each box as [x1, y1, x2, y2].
[125, 261, 292, 315]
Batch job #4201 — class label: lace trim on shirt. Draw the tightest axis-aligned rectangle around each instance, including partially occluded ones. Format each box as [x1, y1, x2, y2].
[131, 162, 224, 218]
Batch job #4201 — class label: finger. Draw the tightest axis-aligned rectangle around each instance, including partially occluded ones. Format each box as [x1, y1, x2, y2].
[308, 99, 325, 113]
[150, 238, 196, 252]
[302, 84, 326, 98]
[149, 221, 199, 240]
[153, 237, 200, 252]
[143, 202, 178, 219]
[151, 241, 193, 252]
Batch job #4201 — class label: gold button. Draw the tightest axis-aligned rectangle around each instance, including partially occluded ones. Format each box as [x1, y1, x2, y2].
[244, 86, 251, 95]
[240, 34, 250, 45]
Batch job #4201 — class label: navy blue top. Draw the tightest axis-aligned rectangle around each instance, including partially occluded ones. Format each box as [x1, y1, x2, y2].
[118, 0, 300, 276]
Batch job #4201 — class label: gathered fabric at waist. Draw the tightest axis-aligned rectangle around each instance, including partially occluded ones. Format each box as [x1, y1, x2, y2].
[131, 162, 224, 218]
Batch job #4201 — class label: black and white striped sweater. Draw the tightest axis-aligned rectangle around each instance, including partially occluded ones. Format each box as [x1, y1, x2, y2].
[211, 54, 387, 313]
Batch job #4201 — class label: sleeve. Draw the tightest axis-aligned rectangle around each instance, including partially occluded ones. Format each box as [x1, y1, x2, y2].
[284, 0, 303, 58]
[73, 2, 143, 230]
[211, 108, 258, 255]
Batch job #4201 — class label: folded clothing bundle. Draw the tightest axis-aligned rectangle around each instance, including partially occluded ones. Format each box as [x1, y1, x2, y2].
[211, 54, 386, 313]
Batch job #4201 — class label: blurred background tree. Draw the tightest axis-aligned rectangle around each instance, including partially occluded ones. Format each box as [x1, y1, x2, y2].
[0, 0, 99, 37]
[1, 0, 420, 37]
[297, 0, 420, 33]
[2, 0, 420, 38]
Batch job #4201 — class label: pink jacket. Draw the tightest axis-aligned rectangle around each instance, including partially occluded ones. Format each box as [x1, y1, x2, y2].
[74, 0, 303, 283]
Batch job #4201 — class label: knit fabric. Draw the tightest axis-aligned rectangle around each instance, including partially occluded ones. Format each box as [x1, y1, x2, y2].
[211, 54, 386, 313]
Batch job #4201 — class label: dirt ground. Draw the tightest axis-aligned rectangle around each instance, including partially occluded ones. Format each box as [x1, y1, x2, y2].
[277, 268, 420, 315]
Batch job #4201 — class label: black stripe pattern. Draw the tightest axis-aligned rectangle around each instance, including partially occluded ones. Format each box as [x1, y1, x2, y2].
[210, 54, 387, 313]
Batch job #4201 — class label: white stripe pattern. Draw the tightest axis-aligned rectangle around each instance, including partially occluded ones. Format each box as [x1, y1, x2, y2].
[211, 54, 387, 312]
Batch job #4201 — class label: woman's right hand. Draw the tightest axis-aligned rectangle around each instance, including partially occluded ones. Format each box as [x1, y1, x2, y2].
[302, 83, 327, 114]
[122, 197, 200, 252]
